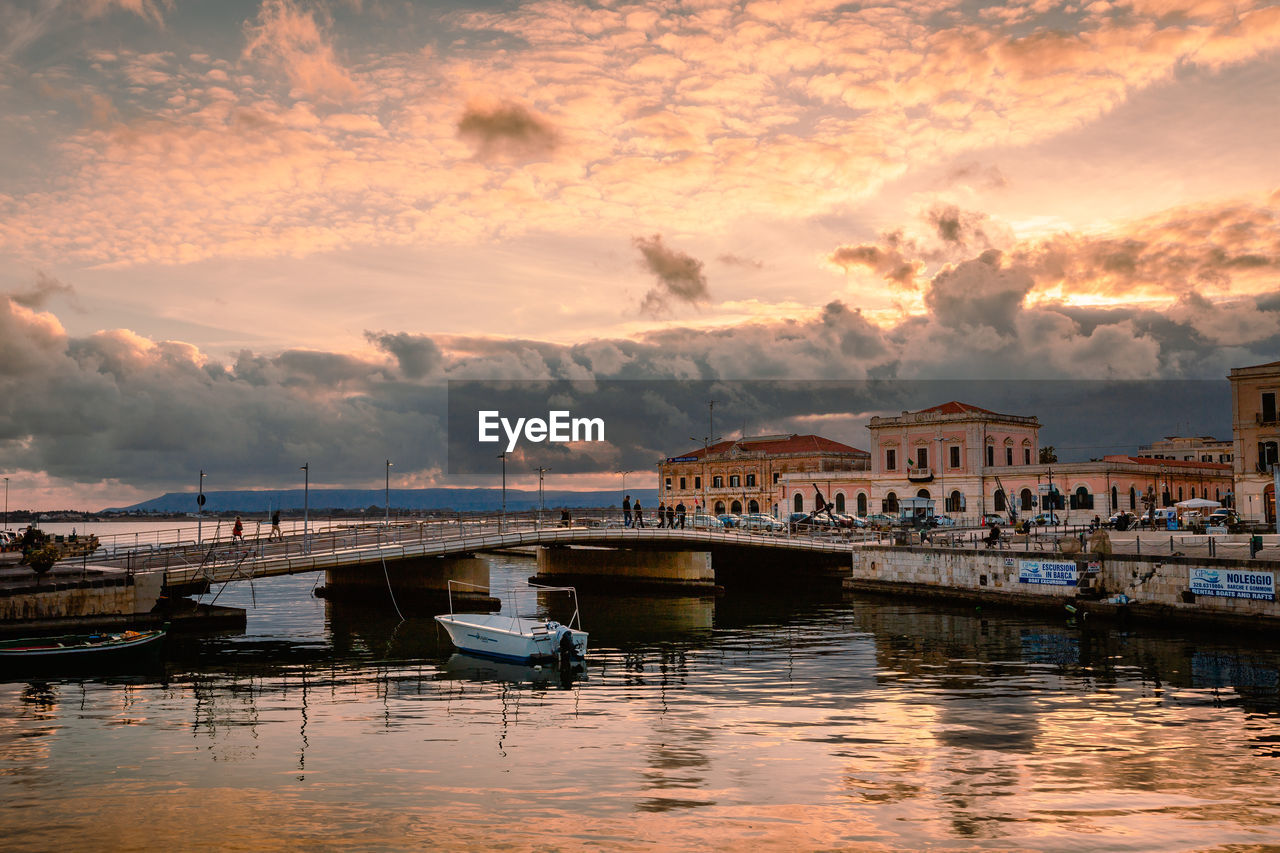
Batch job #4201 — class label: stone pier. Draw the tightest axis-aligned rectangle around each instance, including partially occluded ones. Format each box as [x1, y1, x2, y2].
[533, 546, 717, 592]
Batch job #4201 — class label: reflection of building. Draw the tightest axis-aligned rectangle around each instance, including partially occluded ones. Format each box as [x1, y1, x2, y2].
[1230, 360, 1280, 523]
[1138, 435, 1234, 464]
[659, 434, 868, 517]
[779, 401, 1233, 521]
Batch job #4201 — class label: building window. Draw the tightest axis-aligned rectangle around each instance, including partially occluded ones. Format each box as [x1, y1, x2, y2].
[665, 477, 672, 491]
[712, 476, 724, 488]
[947, 490, 962, 513]
[917, 447, 929, 469]
[694, 476, 702, 489]
[729, 474, 740, 488]
[1259, 441, 1279, 472]
[746, 474, 756, 487]
[748, 499, 759, 513]
[1006, 447, 1014, 466]
[730, 500, 742, 514]
[1263, 391, 1277, 423]
[679, 476, 686, 490]
[715, 501, 726, 514]
[1178, 486, 1183, 501]
[794, 493, 804, 513]
[1020, 488, 1035, 510]
[857, 493, 867, 516]
[949, 446, 960, 468]
[835, 492, 846, 513]
[994, 489, 1006, 512]
[884, 492, 898, 513]
[1023, 448, 1031, 465]
[886, 449, 897, 471]
[1111, 486, 1118, 511]
[772, 472, 779, 484]
[986, 445, 994, 467]
[1070, 486, 1093, 510]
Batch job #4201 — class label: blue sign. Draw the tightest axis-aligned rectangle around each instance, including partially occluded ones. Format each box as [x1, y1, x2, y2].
[666, 456, 699, 463]
[1019, 560, 1078, 586]
[1190, 569, 1275, 601]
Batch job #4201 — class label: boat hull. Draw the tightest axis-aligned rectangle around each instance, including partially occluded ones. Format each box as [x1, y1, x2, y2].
[0, 628, 166, 677]
[435, 614, 587, 664]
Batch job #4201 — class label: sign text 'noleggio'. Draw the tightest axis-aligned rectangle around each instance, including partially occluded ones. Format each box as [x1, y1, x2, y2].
[478, 410, 605, 453]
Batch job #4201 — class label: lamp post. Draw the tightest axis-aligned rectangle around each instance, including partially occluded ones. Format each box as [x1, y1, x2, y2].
[385, 459, 392, 526]
[937, 436, 945, 516]
[196, 470, 206, 545]
[536, 466, 551, 527]
[3, 476, 8, 532]
[300, 463, 310, 554]
[497, 452, 506, 530]
[691, 434, 720, 520]
[616, 469, 631, 521]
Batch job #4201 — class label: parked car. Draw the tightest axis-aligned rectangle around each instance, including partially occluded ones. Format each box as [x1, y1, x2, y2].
[979, 513, 1004, 527]
[688, 513, 725, 530]
[1030, 513, 1062, 526]
[930, 515, 957, 528]
[787, 512, 840, 533]
[1107, 511, 1137, 530]
[864, 513, 895, 528]
[741, 513, 785, 532]
[716, 514, 742, 529]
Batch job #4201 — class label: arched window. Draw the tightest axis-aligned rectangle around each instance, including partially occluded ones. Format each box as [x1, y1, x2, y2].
[884, 492, 898, 513]
[1071, 486, 1093, 510]
[729, 474, 741, 488]
[1178, 486, 1183, 501]
[949, 490, 962, 513]
[1020, 488, 1034, 510]
[994, 489, 1006, 512]
[715, 500, 726, 514]
[730, 500, 742, 514]
[1129, 486, 1136, 510]
[835, 492, 846, 513]
[857, 493, 867, 516]
[916, 488, 930, 499]
[794, 493, 803, 513]
[1111, 486, 1118, 512]
[748, 499, 759, 514]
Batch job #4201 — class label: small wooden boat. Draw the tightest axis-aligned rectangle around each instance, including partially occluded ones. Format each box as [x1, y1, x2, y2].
[0, 625, 167, 666]
[435, 582, 587, 664]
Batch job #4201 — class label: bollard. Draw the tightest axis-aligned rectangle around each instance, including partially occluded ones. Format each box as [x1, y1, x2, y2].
[1252, 535, 1264, 559]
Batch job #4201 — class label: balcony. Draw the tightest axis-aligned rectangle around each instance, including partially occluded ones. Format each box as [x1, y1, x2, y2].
[906, 466, 934, 482]
[1258, 412, 1279, 425]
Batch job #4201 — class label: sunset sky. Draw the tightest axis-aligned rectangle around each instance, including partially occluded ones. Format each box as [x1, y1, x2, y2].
[1, 0, 1278, 508]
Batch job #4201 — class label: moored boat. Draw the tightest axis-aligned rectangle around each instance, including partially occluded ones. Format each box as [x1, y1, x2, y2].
[0, 625, 167, 672]
[435, 581, 587, 664]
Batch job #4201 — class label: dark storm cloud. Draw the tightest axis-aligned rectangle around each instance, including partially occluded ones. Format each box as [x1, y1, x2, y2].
[366, 331, 442, 379]
[457, 101, 558, 160]
[927, 204, 991, 249]
[924, 250, 1035, 335]
[8, 271, 79, 310]
[633, 234, 710, 316]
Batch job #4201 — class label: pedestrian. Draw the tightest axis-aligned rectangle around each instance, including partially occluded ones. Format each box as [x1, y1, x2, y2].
[623, 494, 633, 528]
[656, 501, 666, 528]
[560, 508, 571, 527]
[677, 504, 686, 528]
[232, 515, 244, 542]
[666, 504, 675, 528]
[270, 509, 282, 541]
[634, 499, 645, 528]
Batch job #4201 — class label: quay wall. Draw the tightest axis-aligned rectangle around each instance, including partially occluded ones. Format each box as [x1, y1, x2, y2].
[0, 571, 164, 623]
[848, 545, 1280, 629]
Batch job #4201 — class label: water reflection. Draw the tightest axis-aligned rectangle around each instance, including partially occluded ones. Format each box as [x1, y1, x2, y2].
[3, 565, 1280, 850]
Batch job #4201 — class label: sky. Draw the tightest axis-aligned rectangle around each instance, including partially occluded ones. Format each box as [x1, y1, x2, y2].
[1, 0, 1278, 509]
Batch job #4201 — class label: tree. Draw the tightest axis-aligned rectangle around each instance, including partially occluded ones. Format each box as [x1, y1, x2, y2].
[1039, 446, 1058, 463]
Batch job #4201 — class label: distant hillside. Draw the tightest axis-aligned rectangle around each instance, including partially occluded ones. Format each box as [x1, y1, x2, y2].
[108, 487, 659, 514]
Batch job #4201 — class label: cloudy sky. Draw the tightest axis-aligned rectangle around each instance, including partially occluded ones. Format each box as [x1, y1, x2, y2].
[1, 0, 1278, 508]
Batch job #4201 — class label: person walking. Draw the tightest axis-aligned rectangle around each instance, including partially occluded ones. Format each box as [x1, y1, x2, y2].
[656, 501, 666, 528]
[677, 504, 686, 528]
[232, 515, 244, 543]
[269, 509, 283, 541]
[634, 499, 645, 529]
[666, 503, 675, 528]
[623, 495, 633, 528]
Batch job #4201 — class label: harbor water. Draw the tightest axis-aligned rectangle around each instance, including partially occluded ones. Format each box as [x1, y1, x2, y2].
[3, 542, 1280, 850]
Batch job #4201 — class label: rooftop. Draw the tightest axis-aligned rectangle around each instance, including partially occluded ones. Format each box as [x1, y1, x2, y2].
[674, 433, 868, 460]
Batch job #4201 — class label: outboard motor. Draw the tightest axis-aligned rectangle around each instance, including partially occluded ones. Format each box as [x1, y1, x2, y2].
[556, 624, 576, 667]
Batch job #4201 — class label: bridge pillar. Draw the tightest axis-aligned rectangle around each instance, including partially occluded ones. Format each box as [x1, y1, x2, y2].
[533, 547, 717, 592]
[318, 554, 493, 604]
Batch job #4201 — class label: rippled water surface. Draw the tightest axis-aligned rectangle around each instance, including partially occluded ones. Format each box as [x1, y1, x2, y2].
[4, 553, 1280, 851]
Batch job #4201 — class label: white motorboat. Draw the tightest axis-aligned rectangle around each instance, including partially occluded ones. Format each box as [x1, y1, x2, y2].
[435, 581, 588, 664]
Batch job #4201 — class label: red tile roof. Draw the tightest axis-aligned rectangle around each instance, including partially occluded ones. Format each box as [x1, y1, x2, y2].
[680, 434, 867, 459]
[916, 401, 1001, 416]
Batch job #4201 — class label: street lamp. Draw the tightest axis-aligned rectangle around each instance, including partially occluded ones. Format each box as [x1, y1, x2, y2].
[937, 436, 945, 516]
[196, 470, 206, 545]
[3, 476, 8, 532]
[300, 463, 310, 554]
[536, 466, 551, 526]
[615, 469, 631, 517]
[690, 434, 720, 520]
[385, 459, 392, 526]
[498, 452, 506, 529]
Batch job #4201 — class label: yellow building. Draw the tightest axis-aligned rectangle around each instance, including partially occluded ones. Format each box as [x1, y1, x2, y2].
[659, 434, 869, 517]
